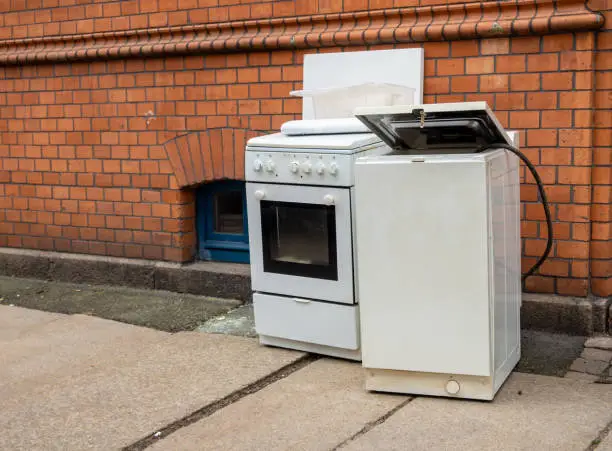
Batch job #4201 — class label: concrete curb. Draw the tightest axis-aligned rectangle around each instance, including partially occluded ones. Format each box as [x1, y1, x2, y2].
[0, 248, 608, 335]
[0, 248, 251, 303]
[521, 293, 610, 336]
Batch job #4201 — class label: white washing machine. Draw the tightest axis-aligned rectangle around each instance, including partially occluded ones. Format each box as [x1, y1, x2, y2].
[353, 102, 521, 400]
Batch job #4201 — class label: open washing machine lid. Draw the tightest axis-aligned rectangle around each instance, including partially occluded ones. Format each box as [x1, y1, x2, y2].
[354, 101, 512, 153]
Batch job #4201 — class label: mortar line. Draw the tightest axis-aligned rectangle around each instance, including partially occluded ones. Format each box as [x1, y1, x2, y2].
[586, 417, 612, 451]
[122, 353, 319, 451]
[332, 396, 415, 450]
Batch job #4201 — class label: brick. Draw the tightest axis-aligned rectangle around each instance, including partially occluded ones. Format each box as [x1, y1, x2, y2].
[524, 238, 549, 257]
[543, 34, 574, 52]
[481, 38, 509, 55]
[496, 55, 526, 73]
[450, 76, 477, 93]
[557, 241, 589, 259]
[495, 93, 525, 110]
[436, 58, 464, 76]
[527, 54, 559, 72]
[572, 222, 591, 242]
[527, 92, 558, 110]
[559, 129, 591, 147]
[510, 74, 540, 91]
[542, 73, 573, 90]
[465, 57, 494, 75]
[560, 51, 594, 71]
[544, 185, 571, 203]
[593, 166, 611, 185]
[424, 77, 449, 94]
[541, 111, 572, 128]
[558, 167, 591, 185]
[527, 130, 558, 147]
[557, 204, 590, 223]
[558, 278, 590, 297]
[559, 91, 593, 109]
[510, 111, 540, 129]
[591, 240, 611, 260]
[539, 259, 570, 277]
[480, 75, 508, 92]
[424, 41, 450, 57]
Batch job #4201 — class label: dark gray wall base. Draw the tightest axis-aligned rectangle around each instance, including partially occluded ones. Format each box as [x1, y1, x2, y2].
[0, 248, 608, 335]
[521, 293, 610, 336]
[0, 248, 251, 303]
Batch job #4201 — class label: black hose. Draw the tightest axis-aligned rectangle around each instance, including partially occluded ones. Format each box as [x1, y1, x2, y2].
[476, 143, 554, 288]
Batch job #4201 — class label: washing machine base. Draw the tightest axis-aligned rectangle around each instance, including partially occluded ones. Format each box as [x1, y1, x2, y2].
[364, 350, 519, 401]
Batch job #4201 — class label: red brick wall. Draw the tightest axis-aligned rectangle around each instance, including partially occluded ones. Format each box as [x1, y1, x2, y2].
[0, 0, 609, 297]
[591, 0, 612, 297]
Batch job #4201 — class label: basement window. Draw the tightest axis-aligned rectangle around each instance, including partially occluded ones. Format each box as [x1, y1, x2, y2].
[196, 181, 249, 263]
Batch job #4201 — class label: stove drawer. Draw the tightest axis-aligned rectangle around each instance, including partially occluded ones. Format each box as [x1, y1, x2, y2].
[253, 293, 359, 350]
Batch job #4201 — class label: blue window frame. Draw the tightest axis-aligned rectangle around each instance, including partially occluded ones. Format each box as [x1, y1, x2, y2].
[196, 180, 249, 263]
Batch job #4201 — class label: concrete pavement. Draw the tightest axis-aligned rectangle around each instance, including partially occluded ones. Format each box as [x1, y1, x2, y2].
[149, 359, 409, 451]
[342, 373, 612, 451]
[1, 304, 611, 451]
[0, 305, 302, 450]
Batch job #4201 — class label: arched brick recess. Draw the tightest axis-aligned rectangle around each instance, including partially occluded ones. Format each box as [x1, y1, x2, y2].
[163, 128, 251, 188]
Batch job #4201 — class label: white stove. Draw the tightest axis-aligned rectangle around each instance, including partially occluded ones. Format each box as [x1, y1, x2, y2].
[245, 120, 387, 360]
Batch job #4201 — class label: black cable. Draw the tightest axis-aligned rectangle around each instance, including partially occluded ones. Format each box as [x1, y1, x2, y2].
[476, 143, 554, 288]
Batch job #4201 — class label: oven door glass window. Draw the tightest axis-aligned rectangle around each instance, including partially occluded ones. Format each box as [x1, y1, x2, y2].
[260, 201, 337, 280]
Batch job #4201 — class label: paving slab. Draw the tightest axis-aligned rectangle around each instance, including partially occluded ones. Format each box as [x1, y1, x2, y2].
[564, 371, 601, 382]
[0, 327, 303, 451]
[596, 430, 612, 450]
[581, 348, 612, 362]
[586, 336, 612, 351]
[0, 308, 166, 395]
[0, 304, 65, 342]
[569, 358, 610, 375]
[150, 359, 407, 451]
[344, 372, 612, 451]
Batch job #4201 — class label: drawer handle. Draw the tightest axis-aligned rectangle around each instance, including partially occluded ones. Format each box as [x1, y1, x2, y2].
[293, 298, 311, 304]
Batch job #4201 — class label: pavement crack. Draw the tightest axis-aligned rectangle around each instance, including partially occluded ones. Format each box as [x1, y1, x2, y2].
[586, 417, 612, 451]
[331, 396, 415, 450]
[122, 353, 319, 451]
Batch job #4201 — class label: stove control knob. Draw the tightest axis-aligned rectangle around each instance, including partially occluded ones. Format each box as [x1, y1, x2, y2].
[301, 161, 312, 174]
[289, 161, 299, 174]
[316, 162, 325, 175]
[323, 194, 335, 206]
[254, 190, 266, 200]
[265, 160, 275, 173]
[253, 159, 263, 172]
[328, 162, 339, 176]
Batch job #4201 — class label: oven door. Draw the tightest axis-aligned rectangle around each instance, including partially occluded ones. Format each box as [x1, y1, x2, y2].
[247, 182, 353, 304]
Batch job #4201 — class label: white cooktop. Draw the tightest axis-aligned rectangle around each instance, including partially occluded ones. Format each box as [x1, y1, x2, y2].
[246, 132, 381, 154]
[280, 118, 370, 135]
